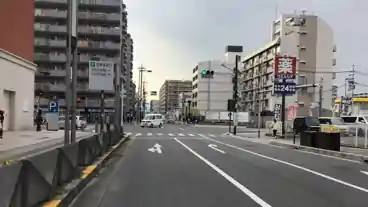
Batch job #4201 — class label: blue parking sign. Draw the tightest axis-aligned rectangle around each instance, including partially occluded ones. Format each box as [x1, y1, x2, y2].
[48, 101, 59, 113]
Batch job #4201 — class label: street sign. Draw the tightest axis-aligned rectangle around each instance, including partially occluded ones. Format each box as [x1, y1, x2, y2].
[274, 56, 297, 79]
[48, 101, 59, 113]
[88, 60, 114, 91]
[274, 82, 296, 94]
[274, 104, 281, 121]
[287, 105, 297, 120]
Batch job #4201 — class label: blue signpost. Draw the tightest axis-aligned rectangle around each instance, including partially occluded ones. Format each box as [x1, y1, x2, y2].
[48, 101, 59, 113]
[47, 101, 59, 131]
[274, 82, 296, 95]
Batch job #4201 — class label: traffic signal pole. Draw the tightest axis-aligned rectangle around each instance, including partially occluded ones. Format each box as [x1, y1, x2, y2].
[64, 0, 72, 145]
[233, 55, 240, 135]
[70, 0, 78, 143]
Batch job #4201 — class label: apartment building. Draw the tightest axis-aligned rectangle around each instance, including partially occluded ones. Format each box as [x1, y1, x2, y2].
[192, 46, 242, 116]
[240, 12, 336, 116]
[159, 80, 192, 113]
[33, 0, 133, 121]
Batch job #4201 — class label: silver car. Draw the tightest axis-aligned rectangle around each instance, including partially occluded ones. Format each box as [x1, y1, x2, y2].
[318, 117, 353, 136]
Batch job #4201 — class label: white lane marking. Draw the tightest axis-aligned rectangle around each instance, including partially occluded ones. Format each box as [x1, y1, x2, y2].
[199, 134, 368, 193]
[188, 133, 195, 137]
[135, 133, 142, 137]
[178, 133, 185, 136]
[208, 134, 215, 137]
[147, 133, 152, 136]
[174, 138, 271, 207]
[208, 144, 226, 154]
[361, 171, 368, 176]
[157, 133, 163, 136]
[168, 133, 174, 136]
[180, 128, 185, 130]
[148, 143, 163, 154]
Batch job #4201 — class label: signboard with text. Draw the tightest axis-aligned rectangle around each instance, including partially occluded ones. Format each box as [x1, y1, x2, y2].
[88, 60, 114, 91]
[274, 82, 296, 95]
[274, 56, 297, 79]
[287, 105, 297, 120]
[274, 104, 281, 121]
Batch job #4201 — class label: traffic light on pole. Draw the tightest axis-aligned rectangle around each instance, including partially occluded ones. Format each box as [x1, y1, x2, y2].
[201, 70, 214, 78]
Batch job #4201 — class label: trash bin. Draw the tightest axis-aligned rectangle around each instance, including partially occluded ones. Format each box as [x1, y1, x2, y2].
[315, 132, 340, 151]
[300, 131, 317, 147]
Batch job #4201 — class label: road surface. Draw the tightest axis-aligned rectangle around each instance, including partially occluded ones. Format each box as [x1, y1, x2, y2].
[70, 124, 368, 207]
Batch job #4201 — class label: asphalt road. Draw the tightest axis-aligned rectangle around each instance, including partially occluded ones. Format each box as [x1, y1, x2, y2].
[70, 124, 368, 207]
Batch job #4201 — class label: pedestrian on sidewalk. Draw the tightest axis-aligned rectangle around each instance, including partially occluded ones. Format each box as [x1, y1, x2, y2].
[35, 109, 43, 132]
[270, 119, 280, 139]
[0, 110, 4, 139]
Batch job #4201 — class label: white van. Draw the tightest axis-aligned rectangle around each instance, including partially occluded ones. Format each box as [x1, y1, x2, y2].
[141, 114, 164, 128]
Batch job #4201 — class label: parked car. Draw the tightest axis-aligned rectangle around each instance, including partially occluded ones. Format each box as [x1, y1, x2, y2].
[58, 115, 87, 129]
[318, 117, 352, 136]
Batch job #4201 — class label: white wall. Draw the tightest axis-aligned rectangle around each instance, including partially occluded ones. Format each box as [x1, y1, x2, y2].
[0, 49, 36, 130]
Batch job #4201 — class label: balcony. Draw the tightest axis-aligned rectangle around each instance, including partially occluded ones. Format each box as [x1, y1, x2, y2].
[35, 0, 67, 3]
[37, 69, 88, 78]
[34, 39, 66, 47]
[79, 0, 121, 7]
[34, 24, 67, 33]
[78, 11, 120, 21]
[34, 53, 67, 62]
[35, 83, 66, 92]
[78, 40, 120, 50]
[78, 55, 118, 63]
[35, 9, 67, 18]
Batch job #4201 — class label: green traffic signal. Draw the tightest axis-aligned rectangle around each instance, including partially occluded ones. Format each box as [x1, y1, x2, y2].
[201, 69, 207, 75]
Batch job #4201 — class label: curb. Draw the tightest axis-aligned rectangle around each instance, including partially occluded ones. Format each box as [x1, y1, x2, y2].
[42, 133, 132, 207]
[269, 141, 368, 164]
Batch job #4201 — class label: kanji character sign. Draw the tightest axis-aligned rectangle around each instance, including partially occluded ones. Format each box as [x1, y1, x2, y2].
[274, 56, 297, 79]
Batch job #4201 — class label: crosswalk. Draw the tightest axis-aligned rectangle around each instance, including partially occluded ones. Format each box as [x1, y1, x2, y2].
[128, 132, 224, 138]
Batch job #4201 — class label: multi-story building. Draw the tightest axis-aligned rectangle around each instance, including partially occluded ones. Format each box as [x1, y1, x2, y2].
[33, 0, 134, 122]
[159, 80, 192, 113]
[191, 46, 242, 116]
[240, 12, 336, 116]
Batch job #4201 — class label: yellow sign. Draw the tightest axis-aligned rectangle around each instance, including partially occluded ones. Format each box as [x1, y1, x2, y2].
[320, 125, 340, 133]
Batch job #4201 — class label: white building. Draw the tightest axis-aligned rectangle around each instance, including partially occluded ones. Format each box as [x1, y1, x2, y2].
[0, 48, 36, 130]
[192, 46, 242, 115]
[240, 12, 336, 116]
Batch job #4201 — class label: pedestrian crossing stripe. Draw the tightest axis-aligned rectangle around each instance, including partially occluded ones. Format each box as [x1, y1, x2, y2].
[178, 133, 185, 136]
[147, 133, 152, 136]
[129, 132, 224, 138]
[168, 133, 174, 136]
[136, 133, 142, 136]
[188, 134, 194, 136]
[157, 133, 163, 136]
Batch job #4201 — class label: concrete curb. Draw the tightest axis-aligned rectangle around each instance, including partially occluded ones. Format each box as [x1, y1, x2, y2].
[42, 133, 132, 207]
[269, 141, 368, 164]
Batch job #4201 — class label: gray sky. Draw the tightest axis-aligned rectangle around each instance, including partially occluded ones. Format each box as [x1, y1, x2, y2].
[124, 0, 368, 99]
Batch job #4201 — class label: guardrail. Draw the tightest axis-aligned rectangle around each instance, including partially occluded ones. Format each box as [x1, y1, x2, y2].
[344, 124, 368, 148]
[0, 130, 124, 207]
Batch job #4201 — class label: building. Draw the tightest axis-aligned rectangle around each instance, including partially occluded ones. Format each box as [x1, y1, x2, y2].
[0, 49, 37, 130]
[159, 80, 192, 113]
[192, 46, 242, 116]
[123, 34, 135, 115]
[150, 100, 160, 113]
[240, 12, 336, 116]
[0, 0, 34, 61]
[33, 0, 134, 122]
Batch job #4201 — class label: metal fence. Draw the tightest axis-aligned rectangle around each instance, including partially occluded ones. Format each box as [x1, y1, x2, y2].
[340, 124, 368, 148]
[0, 130, 123, 207]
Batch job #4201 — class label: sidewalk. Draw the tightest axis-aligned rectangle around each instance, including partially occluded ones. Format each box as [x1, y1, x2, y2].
[230, 132, 368, 158]
[0, 130, 95, 161]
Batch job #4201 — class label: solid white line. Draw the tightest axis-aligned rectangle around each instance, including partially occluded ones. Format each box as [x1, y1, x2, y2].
[147, 133, 152, 136]
[361, 171, 368, 176]
[199, 134, 368, 193]
[174, 138, 271, 207]
[209, 144, 226, 154]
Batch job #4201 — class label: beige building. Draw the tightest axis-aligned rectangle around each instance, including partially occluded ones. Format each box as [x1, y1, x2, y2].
[0, 48, 37, 130]
[159, 80, 192, 113]
[240, 12, 336, 116]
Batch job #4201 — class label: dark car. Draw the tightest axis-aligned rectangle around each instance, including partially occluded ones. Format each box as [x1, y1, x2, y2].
[293, 116, 320, 134]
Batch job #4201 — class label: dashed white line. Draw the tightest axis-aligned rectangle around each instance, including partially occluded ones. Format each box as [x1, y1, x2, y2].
[178, 133, 185, 136]
[147, 133, 152, 136]
[199, 134, 368, 193]
[174, 138, 271, 207]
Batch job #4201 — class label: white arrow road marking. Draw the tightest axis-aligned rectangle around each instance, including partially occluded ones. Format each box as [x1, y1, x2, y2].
[188, 134, 194, 137]
[168, 133, 174, 136]
[148, 143, 163, 154]
[147, 133, 152, 136]
[157, 133, 163, 136]
[361, 171, 368, 176]
[208, 144, 226, 154]
[178, 133, 185, 136]
[174, 138, 271, 207]
[136, 133, 142, 136]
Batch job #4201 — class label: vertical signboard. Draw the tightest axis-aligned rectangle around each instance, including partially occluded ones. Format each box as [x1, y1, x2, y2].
[274, 56, 297, 79]
[88, 60, 114, 91]
[287, 105, 297, 121]
[274, 104, 281, 121]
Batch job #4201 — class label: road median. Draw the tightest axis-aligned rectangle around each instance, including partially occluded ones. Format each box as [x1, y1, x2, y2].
[269, 140, 368, 164]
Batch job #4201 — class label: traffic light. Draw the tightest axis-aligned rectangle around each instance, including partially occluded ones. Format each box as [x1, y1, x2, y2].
[201, 70, 214, 78]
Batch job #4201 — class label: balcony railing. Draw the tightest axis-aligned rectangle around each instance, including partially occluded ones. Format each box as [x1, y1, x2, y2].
[34, 24, 67, 33]
[35, 9, 67, 18]
[34, 39, 66, 47]
[35, 0, 67, 3]
[78, 11, 120, 21]
[35, 53, 67, 62]
[78, 26, 120, 36]
[78, 40, 120, 50]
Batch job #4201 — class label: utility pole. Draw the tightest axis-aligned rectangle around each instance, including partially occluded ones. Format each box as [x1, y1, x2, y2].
[233, 55, 240, 135]
[138, 65, 144, 123]
[70, 0, 78, 143]
[257, 75, 262, 138]
[318, 77, 323, 117]
[64, 0, 72, 145]
[351, 64, 356, 115]
[207, 61, 211, 112]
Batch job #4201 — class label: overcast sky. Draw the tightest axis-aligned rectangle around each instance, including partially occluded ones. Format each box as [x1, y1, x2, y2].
[124, 0, 368, 99]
